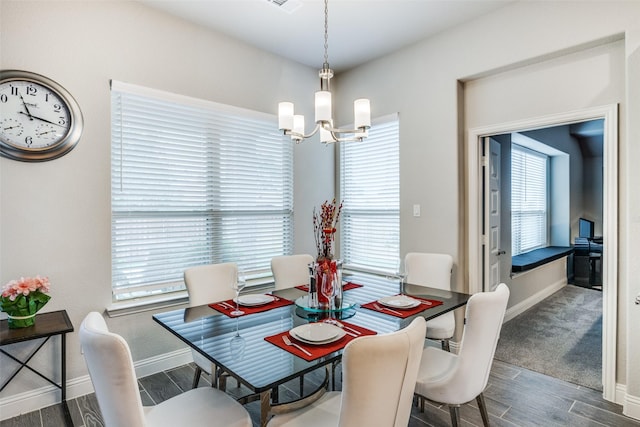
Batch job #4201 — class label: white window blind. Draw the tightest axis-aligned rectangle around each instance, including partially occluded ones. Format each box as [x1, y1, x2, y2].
[111, 81, 293, 301]
[511, 144, 548, 255]
[339, 114, 400, 273]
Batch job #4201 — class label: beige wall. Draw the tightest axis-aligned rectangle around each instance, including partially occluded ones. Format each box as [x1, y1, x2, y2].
[335, 0, 640, 415]
[0, 0, 331, 416]
[2, 0, 640, 419]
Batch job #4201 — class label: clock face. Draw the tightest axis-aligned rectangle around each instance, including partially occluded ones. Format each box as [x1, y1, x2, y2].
[0, 70, 83, 162]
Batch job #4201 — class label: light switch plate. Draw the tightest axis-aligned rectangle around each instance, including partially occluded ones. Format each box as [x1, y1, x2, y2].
[413, 204, 421, 217]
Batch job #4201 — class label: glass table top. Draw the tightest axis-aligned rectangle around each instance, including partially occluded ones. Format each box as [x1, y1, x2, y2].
[152, 273, 470, 394]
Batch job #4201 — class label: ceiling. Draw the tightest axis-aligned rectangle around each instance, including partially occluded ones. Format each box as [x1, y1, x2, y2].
[138, 0, 516, 73]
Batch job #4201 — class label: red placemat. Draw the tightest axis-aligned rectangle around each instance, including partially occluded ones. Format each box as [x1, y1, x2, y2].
[265, 321, 377, 362]
[294, 282, 364, 292]
[209, 295, 294, 318]
[361, 295, 443, 318]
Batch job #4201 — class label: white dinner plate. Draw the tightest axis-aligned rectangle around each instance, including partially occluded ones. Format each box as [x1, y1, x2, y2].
[235, 294, 275, 306]
[290, 323, 345, 345]
[377, 295, 420, 309]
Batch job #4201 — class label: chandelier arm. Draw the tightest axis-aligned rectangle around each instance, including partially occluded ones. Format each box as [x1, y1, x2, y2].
[286, 123, 321, 140]
[322, 122, 370, 134]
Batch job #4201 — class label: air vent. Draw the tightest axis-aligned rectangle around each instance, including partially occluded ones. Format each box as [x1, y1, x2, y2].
[266, 0, 302, 14]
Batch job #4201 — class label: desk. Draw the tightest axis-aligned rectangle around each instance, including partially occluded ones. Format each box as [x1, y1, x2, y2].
[153, 276, 470, 426]
[0, 310, 74, 419]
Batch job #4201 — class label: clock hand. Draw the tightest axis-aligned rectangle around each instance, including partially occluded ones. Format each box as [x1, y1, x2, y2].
[18, 111, 66, 127]
[19, 93, 34, 120]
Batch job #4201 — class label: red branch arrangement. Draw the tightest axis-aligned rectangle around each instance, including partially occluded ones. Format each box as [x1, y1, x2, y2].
[313, 199, 343, 261]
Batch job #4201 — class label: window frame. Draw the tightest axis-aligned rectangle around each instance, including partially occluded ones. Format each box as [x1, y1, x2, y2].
[110, 81, 293, 302]
[339, 114, 400, 275]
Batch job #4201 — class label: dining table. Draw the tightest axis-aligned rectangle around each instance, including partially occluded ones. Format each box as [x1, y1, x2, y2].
[152, 272, 471, 427]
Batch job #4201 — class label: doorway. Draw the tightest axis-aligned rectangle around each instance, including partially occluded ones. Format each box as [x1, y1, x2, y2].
[466, 104, 618, 401]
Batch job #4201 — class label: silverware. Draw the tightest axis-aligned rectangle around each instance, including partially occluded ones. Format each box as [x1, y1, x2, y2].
[282, 335, 312, 356]
[218, 301, 234, 309]
[419, 300, 432, 306]
[324, 319, 361, 336]
[374, 303, 402, 316]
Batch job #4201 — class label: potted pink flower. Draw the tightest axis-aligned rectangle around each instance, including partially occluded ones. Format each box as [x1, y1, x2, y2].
[1, 276, 51, 328]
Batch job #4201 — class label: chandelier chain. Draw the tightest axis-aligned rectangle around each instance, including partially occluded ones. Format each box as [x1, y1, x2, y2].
[323, 0, 329, 65]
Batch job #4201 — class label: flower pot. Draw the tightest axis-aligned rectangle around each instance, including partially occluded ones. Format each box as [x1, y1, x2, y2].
[7, 313, 36, 329]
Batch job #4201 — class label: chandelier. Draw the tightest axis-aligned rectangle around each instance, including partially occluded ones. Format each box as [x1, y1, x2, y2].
[278, 0, 371, 144]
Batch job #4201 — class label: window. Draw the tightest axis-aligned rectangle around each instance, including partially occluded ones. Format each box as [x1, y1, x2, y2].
[339, 114, 400, 273]
[511, 144, 548, 255]
[111, 81, 292, 301]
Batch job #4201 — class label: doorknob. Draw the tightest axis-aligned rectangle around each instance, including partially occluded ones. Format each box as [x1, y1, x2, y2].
[496, 250, 506, 256]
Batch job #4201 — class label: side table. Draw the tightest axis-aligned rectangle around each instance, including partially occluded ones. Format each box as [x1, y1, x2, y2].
[1, 310, 74, 420]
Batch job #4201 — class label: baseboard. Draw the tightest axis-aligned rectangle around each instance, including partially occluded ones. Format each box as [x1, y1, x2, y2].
[624, 388, 640, 420]
[503, 279, 566, 323]
[0, 347, 192, 421]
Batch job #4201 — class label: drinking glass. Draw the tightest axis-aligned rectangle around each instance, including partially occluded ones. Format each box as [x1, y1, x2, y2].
[230, 270, 246, 316]
[320, 273, 337, 313]
[396, 258, 407, 294]
[229, 318, 246, 361]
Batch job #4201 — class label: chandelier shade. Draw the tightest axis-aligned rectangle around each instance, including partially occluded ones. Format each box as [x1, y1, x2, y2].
[278, 0, 371, 144]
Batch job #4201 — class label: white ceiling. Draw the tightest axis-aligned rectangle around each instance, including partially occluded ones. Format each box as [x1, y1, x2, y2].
[139, 0, 516, 72]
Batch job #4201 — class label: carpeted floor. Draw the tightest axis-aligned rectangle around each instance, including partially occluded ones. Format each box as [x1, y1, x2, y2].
[494, 284, 602, 391]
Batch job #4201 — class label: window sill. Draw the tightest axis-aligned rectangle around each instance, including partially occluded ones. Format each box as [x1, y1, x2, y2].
[106, 280, 276, 317]
[511, 246, 573, 273]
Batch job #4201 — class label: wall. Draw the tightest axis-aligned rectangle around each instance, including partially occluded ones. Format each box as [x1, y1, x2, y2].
[0, 0, 331, 417]
[334, 0, 640, 415]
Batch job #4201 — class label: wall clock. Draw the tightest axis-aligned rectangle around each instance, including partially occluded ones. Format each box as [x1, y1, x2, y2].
[0, 69, 83, 162]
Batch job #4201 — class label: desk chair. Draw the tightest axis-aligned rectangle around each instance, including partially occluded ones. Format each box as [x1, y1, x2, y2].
[79, 312, 251, 427]
[414, 283, 510, 427]
[184, 262, 238, 388]
[266, 317, 426, 427]
[405, 252, 455, 351]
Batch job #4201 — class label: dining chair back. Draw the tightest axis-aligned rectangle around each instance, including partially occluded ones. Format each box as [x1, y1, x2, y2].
[266, 317, 427, 427]
[184, 262, 238, 306]
[404, 252, 455, 350]
[79, 312, 252, 427]
[184, 262, 238, 388]
[271, 254, 314, 290]
[414, 283, 510, 426]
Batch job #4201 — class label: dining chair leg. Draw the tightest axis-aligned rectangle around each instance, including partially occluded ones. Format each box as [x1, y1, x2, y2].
[192, 366, 202, 389]
[448, 405, 461, 427]
[442, 338, 451, 352]
[476, 393, 490, 427]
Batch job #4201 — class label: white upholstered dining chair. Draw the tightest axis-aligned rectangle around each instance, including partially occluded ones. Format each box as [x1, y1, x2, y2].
[79, 312, 252, 427]
[405, 252, 455, 351]
[184, 262, 238, 388]
[271, 254, 314, 290]
[266, 316, 427, 427]
[414, 283, 510, 427]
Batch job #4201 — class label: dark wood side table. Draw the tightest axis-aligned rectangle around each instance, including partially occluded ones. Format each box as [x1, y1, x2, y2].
[1, 310, 74, 420]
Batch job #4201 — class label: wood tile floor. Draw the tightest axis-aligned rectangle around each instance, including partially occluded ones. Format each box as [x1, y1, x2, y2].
[1, 359, 638, 427]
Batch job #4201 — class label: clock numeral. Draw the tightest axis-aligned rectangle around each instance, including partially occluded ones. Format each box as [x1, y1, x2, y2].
[0, 94, 7, 103]
[24, 136, 33, 147]
[53, 103, 62, 113]
[10, 86, 19, 96]
[26, 85, 37, 96]
[58, 117, 67, 126]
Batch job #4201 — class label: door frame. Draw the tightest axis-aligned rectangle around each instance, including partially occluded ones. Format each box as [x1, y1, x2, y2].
[466, 104, 618, 402]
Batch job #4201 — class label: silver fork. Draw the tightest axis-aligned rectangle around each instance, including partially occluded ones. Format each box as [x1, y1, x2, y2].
[282, 335, 312, 356]
[373, 303, 402, 316]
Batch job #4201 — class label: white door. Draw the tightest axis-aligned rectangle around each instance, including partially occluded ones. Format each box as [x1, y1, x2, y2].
[484, 137, 503, 292]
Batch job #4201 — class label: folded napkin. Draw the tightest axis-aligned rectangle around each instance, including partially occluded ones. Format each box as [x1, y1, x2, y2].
[209, 294, 294, 318]
[264, 321, 376, 362]
[294, 282, 364, 292]
[362, 295, 443, 318]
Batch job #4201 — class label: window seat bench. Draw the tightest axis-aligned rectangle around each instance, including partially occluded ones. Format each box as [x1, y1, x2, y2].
[511, 246, 574, 273]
